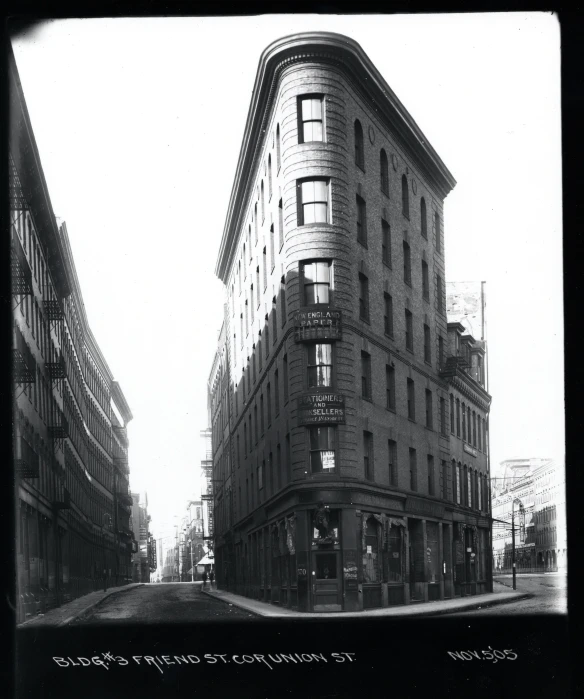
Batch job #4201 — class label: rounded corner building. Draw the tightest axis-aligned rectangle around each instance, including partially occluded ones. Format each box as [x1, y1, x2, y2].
[209, 31, 493, 612]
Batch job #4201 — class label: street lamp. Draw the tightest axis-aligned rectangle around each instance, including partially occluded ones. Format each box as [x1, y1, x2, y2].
[511, 498, 525, 591]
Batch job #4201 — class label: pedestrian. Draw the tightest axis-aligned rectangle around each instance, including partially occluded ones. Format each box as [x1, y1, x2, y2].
[202, 570, 208, 589]
[209, 570, 215, 588]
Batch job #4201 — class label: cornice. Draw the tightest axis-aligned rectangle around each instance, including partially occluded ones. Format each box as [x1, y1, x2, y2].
[215, 32, 457, 283]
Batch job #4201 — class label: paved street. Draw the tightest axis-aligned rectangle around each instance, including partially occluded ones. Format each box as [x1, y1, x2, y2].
[452, 573, 567, 615]
[71, 582, 257, 624]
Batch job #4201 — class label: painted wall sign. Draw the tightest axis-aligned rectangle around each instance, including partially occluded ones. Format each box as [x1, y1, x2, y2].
[463, 444, 478, 457]
[405, 496, 445, 519]
[297, 392, 346, 425]
[294, 307, 342, 342]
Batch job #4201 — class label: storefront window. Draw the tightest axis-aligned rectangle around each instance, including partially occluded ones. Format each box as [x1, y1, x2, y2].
[309, 426, 336, 473]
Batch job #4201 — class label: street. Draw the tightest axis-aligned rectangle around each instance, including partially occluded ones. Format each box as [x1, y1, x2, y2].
[70, 582, 257, 624]
[452, 573, 567, 615]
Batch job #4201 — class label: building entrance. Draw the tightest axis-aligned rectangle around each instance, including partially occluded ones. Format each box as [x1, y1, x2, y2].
[312, 551, 341, 611]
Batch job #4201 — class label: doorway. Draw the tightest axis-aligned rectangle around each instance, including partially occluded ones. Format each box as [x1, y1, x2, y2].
[312, 551, 341, 611]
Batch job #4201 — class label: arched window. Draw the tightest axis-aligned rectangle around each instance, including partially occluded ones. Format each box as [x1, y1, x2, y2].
[354, 119, 364, 170]
[268, 155, 272, 199]
[260, 181, 265, 222]
[380, 149, 389, 195]
[420, 197, 427, 238]
[276, 124, 281, 171]
[401, 175, 409, 218]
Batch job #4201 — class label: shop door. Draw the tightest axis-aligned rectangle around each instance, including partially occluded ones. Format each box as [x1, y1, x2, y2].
[312, 552, 341, 611]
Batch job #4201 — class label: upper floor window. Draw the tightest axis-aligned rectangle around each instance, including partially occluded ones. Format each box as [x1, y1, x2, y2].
[386, 364, 395, 410]
[405, 309, 413, 352]
[401, 175, 409, 219]
[425, 389, 433, 429]
[456, 398, 461, 436]
[276, 124, 281, 171]
[354, 119, 364, 170]
[380, 149, 389, 195]
[403, 242, 412, 286]
[363, 431, 374, 481]
[434, 211, 441, 252]
[261, 180, 265, 223]
[384, 293, 393, 337]
[298, 95, 324, 143]
[308, 344, 333, 388]
[422, 260, 430, 301]
[356, 194, 367, 246]
[302, 260, 331, 305]
[359, 273, 369, 322]
[278, 198, 284, 250]
[420, 197, 427, 238]
[297, 179, 328, 225]
[361, 351, 372, 400]
[407, 378, 415, 420]
[382, 220, 391, 267]
[424, 323, 431, 363]
[309, 426, 336, 474]
[450, 394, 455, 433]
[436, 274, 444, 313]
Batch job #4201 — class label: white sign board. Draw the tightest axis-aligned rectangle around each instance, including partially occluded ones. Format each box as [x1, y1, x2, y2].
[322, 451, 335, 470]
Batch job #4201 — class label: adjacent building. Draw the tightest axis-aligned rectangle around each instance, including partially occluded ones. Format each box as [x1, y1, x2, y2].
[10, 45, 134, 622]
[130, 492, 151, 583]
[208, 32, 492, 612]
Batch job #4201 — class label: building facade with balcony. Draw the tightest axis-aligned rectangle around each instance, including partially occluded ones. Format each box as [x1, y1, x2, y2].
[10, 46, 134, 622]
[208, 32, 492, 612]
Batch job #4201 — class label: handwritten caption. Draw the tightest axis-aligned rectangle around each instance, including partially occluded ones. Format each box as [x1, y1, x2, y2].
[448, 649, 517, 663]
[53, 652, 356, 674]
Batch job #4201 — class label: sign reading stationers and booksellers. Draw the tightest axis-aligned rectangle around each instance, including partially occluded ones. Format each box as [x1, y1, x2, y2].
[297, 392, 346, 425]
[294, 307, 342, 342]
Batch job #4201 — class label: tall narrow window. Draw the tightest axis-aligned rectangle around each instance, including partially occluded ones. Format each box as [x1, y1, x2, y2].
[472, 412, 477, 447]
[297, 179, 328, 225]
[422, 260, 430, 300]
[442, 460, 449, 500]
[463, 465, 468, 506]
[477, 473, 482, 511]
[384, 293, 393, 336]
[456, 463, 461, 504]
[385, 365, 395, 410]
[467, 468, 472, 509]
[276, 124, 281, 171]
[283, 354, 288, 403]
[280, 276, 286, 327]
[382, 220, 391, 266]
[268, 154, 272, 199]
[274, 369, 280, 415]
[380, 149, 389, 195]
[425, 389, 433, 429]
[359, 273, 369, 322]
[244, 422, 248, 455]
[439, 336, 444, 370]
[409, 448, 417, 491]
[467, 407, 472, 444]
[285, 433, 291, 482]
[456, 398, 460, 436]
[427, 455, 435, 495]
[424, 323, 431, 363]
[250, 286, 255, 322]
[477, 414, 482, 451]
[267, 383, 272, 426]
[302, 260, 331, 304]
[278, 198, 284, 250]
[437, 274, 444, 313]
[354, 119, 364, 170]
[269, 226, 275, 272]
[405, 309, 413, 351]
[356, 194, 367, 246]
[363, 431, 374, 481]
[261, 180, 265, 222]
[276, 444, 282, 491]
[403, 242, 411, 285]
[361, 351, 372, 400]
[309, 426, 336, 473]
[254, 204, 258, 243]
[420, 197, 427, 238]
[263, 249, 267, 290]
[388, 440, 397, 486]
[308, 344, 333, 388]
[434, 211, 441, 252]
[254, 404, 259, 443]
[440, 397, 446, 436]
[260, 394, 264, 434]
[401, 175, 409, 218]
[298, 95, 324, 142]
[462, 402, 466, 441]
[407, 378, 415, 420]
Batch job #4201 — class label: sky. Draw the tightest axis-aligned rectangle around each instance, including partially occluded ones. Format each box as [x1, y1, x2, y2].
[10, 13, 563, 531]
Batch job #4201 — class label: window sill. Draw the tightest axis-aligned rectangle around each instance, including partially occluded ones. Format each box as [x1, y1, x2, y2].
[424, 359, 432, 366]
[408, 417, 416, 424]
[356, 163, 365, 173]
[357, 239, 368, 249]
[423, 295, 430, 303]
[404, 279, 412, 288]
[361, 396, 373, 403]
[403, 213, 410, 221]
[382, 260, 392, 269]
[384, 331, 394, 340]
[381, 188, 389, 198]
[406, 346, 414, 354]
[386, 406, 396, 414]
[359, 316, 371, 325]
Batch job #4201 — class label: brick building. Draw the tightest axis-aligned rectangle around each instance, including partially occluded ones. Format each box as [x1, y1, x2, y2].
[131, 493, 151, 583]
[10, 46, 134, 622]
[208, 32, 492, 612]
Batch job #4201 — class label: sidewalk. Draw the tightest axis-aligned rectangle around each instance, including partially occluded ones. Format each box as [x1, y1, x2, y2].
[17, 583, 145, 628]
[201, 585, 530, 618]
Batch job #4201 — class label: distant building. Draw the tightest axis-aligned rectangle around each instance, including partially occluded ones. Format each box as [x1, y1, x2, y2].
[130, 493, 151, 582]
[10, 45, 133, 623]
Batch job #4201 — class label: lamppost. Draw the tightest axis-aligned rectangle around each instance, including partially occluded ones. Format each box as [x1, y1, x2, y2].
[511, 498, 525, 591]
[102, 513, 112, 592]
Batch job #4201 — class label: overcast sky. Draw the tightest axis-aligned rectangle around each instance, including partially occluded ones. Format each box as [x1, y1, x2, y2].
[11, 13, 563, 531]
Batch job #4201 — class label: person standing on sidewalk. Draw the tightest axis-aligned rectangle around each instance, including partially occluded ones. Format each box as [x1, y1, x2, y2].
[209, 570, 215, 588]
[202, 570, 208, 589]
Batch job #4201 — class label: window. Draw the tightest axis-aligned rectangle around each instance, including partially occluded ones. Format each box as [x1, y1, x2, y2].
[456, 463, 461, 504]
[440, 397, 446, 436]
[463, 465, 468, 506]
[363, 431, 373, 480]
[309, 426, 336, 473]
[267, 384, 271, 425]
[297, 179, 328, 225]
[442, 460, 449, 500]
[467, 468, 472, 509]
[403, 242, 411, 285]
[356, 194, 367, 246]
[359, 273, 369, 322]
[438, 336, 444, 370]
[407, 378, 415, 420]
[437, 274, 444, 313]
[250, 286, 254, 322]
[425, 389, 433, 429]
[483, 418, 487, 454]
[462, 402, 466, 441]
[386, 365, 395, 410]
[422, 260, 430, 300]
[354, 119, 364, 169]
[472, 412, 477, 447]
[361, 351, 371, 400]
[409, 448, 417, 491]
[278, 198, 284, 250]
[405, 309, 413, 351]
[456, 398, 460, 436]
[468, 407, 472, 444]
[477, 414, 482, 451]
[274, 369, 280, 415]
[388, 440, 397, 486]
[283, 354, 288, 403]
[382, 220, 391, 266]
[259, 461, 264, 490]
[276, 124, 281, 171]
[424, 323, 431, 363]
[298, 95, 324, 142]
[285, 433, 291, 482]
[302, 260, 331, 304]
[276, 444, 282, 491]
[434, 211, 441, 252]
[384, 293, 394, 336]
[268, 154, 272, 199]
[428, 455, 435, 495]
[244, 422, 248, 455]
[308, 344, 333, 388]
[254, 404, 259, 443]
[264, 322, 270, 354]
[380, 149, 389, 195]
[280, 276, 286, 327]
[401, 175, 409, 218]
[254, 204, 258, 243]
[420, 197, 427, 238]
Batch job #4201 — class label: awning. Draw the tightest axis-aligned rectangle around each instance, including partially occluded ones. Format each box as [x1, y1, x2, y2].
[196, 553, 215, 566]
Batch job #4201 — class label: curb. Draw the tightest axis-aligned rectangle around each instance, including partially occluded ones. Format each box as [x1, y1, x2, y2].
[200, 588, 530, 619]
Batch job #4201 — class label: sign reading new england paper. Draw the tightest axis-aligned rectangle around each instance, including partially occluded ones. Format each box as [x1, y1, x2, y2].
[297, 392, 346, 425]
